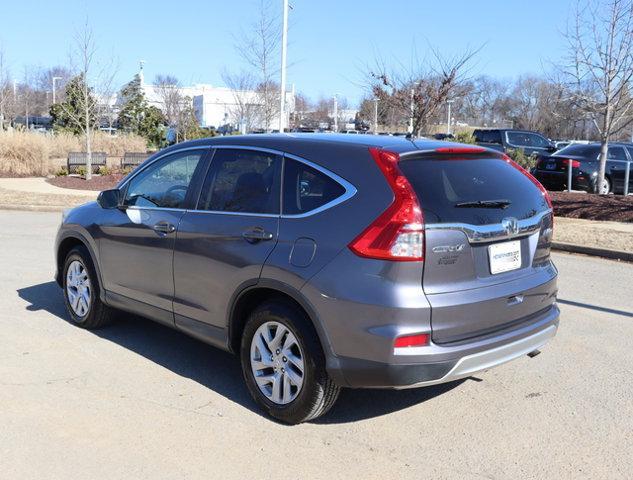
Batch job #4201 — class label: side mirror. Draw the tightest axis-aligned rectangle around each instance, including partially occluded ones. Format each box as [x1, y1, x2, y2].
[97, 189, 122, 209]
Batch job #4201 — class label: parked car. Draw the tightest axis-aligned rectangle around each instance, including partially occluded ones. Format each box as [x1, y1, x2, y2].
[55, 134, 559, 424]
[553, 139, 590, 150]
[533, 142, 633, 194]
[473, 128, 557, 157]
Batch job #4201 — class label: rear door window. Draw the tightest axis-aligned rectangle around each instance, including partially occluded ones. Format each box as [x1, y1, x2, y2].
[197, 149, 281, 214]
[282, 159, 345, 215]
[506, 132, 531, 147]
[399, 157, 550, 225]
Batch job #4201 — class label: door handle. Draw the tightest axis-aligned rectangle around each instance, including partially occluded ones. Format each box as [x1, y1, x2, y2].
[242, 227, 273, 243]
[153, 221, 176, 234]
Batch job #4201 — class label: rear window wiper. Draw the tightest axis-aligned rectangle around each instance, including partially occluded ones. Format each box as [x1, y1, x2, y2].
[454, 199, 512, 209]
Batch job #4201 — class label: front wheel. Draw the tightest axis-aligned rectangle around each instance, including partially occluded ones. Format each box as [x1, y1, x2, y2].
[240, 301, 340, 424]
[62, 246, 115, 329]
[595, 176, 611, 194]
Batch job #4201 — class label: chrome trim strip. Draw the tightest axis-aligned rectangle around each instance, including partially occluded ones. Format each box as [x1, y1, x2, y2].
[425, 209, 551, 244]
[397, 324, 558, 388]
[188, 145, 357, 218]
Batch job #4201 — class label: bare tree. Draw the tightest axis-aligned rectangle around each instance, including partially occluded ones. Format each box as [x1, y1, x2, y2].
[564, 0, 633, 192]
[57, 21, 117, 179]
[233, 0, 281, 131]
[221, 69, 261, 133]
[154, 74, 183, 131]
[0, 46, 12, 131]
[367, 45, 480, 135]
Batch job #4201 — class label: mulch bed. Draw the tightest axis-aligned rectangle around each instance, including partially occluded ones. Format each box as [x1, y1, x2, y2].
[47, 174, 126, 191]
[550, 191, 633, 223]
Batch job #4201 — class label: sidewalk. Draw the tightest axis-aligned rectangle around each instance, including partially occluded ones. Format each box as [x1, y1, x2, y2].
[0, 177, 96, 212]
[0, 177, 96, 197]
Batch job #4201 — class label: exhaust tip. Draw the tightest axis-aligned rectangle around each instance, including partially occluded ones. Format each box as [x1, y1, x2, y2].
[527, 349, 541, 358]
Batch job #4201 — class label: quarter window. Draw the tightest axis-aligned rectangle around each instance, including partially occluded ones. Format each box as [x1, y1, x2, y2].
[198, 149, 281, 214]
[283, 159, 346, 215]
[608, 146, 627, 161]
[124, 150, 205, 208]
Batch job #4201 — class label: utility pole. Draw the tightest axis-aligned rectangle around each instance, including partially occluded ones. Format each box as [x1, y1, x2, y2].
[333, 94, 338, 132]
[447, 99, 454, 135]
[52, 76, 62, 104]
[278, 0, 289, 133]
[373, 98, 378, 134]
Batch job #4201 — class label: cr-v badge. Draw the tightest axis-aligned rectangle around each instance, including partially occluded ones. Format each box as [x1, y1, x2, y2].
[432, 244, 466, 254]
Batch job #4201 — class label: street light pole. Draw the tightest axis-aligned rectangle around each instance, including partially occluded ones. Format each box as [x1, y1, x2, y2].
[446, 99, 454, 135]
[333, 95, 339, 132]
[408, 88, 414, 134]
[374, 98, 378, 134]
[52, 76, 62, 104]
[278, 0, 289, 133]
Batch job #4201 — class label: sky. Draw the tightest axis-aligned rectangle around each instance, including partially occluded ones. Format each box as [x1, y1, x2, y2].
[0, 0, 576, 106]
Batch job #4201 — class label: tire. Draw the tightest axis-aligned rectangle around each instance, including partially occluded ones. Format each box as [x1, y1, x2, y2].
[240, 300, 340, 424]
[595, 176, 611, 194]
[62, 245, 116, 329]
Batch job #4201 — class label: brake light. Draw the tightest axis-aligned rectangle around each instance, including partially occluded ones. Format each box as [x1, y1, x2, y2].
[349, 147, 424, 261]
[434, 146, 487, 155]
[394, 333, 430, 348]
[562, 159, 580, 168]
[502, 154, 553, 210]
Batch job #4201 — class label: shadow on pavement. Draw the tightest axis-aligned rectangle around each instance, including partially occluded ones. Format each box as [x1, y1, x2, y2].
[557, 298, 633, 318]
[17, 281, 461, 424]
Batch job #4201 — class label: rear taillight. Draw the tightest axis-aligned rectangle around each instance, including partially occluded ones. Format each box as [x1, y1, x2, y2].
[503, 154, 553, 210]
[562, 158, 580, 168]
[349, 147, 424, 261]
[394, 333, 430, 349]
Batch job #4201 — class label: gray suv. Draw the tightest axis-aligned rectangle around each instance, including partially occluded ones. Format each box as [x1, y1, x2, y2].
[55, 134, 559, 424]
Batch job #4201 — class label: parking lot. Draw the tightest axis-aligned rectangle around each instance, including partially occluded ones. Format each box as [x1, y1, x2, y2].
[1, 209, 632, 479]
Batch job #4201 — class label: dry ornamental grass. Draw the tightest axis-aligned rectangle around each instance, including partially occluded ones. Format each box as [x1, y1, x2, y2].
[0, 131, 147, 176]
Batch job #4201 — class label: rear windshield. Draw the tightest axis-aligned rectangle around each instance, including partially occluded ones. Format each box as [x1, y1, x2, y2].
[399, 157, 549, 225]
[555, 144, 600, 158]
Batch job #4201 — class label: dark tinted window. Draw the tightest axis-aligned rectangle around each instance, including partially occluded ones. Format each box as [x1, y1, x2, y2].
[124, 150, 205, 208]
[198, 149, 281, 214]
[283, 159, 345, 215]
[474, 130, 502, 144]
[608, 146, 627, 161]
[506, 131, 533, 147]
[555, 144, 600, 158]
[527, 133, 550, 148]
[399, 157, 549, 225]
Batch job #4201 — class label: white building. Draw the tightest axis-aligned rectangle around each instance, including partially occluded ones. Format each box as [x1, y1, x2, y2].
[137, 66, 295, 131]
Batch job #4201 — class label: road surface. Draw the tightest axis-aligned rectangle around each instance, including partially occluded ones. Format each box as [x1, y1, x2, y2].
[1, 210, 631, 479]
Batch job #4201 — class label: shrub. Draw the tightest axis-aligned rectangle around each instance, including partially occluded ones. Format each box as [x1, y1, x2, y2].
[97, 165, 111, 176]
[454, 131, 476, 144]
[55, 167, 68, 177]
[75, 166, 87, 177]
[507, 148, 536, 171]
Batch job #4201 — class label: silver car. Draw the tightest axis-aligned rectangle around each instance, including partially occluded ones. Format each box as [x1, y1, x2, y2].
[55, 134, 559, 424]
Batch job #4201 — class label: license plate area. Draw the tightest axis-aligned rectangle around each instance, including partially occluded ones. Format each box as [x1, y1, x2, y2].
[488, 240, 521, 274]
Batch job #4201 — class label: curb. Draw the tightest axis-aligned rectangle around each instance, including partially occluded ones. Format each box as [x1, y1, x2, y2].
[552, 242, 633, 263]
[0, 204, 67, 213]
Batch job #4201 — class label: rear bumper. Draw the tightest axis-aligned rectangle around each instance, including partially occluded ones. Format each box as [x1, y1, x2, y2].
[329, 303, 559, 388]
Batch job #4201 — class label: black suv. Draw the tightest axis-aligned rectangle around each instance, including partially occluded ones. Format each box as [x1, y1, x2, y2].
[533, 142, 633, 194]
[473, 129, 556, 157]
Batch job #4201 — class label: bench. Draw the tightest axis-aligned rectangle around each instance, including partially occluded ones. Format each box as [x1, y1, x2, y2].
[121, 152, 151, 170]
[67, 152, 107, 174]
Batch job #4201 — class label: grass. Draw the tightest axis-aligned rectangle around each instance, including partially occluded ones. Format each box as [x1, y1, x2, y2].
[0, 131, 147, 176]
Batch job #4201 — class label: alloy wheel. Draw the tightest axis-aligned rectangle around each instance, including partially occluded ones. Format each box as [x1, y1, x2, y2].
[250, 321, 305, 405]
[66, 260, 91, 317]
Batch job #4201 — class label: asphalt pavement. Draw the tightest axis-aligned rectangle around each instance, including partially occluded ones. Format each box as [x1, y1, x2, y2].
[1, 210, 631, 479]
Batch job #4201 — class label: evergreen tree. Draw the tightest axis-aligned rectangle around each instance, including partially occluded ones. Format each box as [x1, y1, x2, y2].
[117, 74, 166, 148]
[50, 74, 97, 135]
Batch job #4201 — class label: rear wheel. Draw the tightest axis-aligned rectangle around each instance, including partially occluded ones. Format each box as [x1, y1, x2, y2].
[596, 176, 611, 194]
[62, 246, 116, 329]
[240, 300, 340, 424]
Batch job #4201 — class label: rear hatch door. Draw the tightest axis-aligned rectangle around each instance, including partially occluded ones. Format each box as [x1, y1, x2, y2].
[399, 151, 556, 344]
